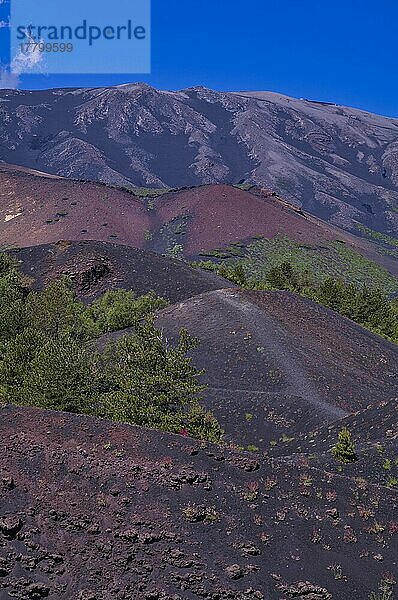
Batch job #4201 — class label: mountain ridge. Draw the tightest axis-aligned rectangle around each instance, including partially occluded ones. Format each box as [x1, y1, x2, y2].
[1, 84, 398, 236]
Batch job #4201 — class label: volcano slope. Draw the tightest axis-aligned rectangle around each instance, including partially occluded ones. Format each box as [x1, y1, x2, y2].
[153, 184, 339, 255]
[152, 183, 398, 278]
[0, 162, 150, 249]
[148, 289, 398, 452]
[10, 241, 234, 303]
[1, 404, 397, 600]
[1, 161, 396, 280]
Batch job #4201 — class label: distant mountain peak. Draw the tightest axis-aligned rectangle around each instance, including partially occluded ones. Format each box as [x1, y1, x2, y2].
[1, 84, 397, 236]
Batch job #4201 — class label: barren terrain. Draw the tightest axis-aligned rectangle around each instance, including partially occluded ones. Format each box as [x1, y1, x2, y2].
[1, 404, 397, 599]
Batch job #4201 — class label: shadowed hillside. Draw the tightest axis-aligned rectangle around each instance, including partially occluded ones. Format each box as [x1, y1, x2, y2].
[96, 289, 398, 452]
[157, 289, 398, 449]
[10, 241, 234, 302]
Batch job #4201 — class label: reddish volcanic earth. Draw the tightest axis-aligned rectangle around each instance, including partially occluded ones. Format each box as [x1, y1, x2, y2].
[2, 164, 394, 278]
[0, 404, 397, 599]
[155, 185, 342, 254]
[0, 164, 150, 249]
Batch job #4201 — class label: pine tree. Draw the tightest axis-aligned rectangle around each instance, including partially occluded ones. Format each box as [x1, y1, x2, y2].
[0, 271, 27, 344]
[332, 427, 358, 463]
[266, 261, 297, 290]
[87, 289, 167, 334]
[100, 319, 207, 431]
[315, 277, 345, 313]
[0, 328, 45, 403]
[25, 279, 93, 340]
[21, 335, 98, 414]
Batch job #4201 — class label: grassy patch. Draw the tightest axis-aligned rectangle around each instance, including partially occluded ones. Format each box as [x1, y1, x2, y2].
[355, 223, 398, 255]
[131, 187, 171, 198]
[192, 236, 398, 343]
[201, 237, 398, 295]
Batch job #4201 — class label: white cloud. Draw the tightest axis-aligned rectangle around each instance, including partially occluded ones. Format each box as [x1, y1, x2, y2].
[0, 33, 46, 89]
[11, 35, 46, 75]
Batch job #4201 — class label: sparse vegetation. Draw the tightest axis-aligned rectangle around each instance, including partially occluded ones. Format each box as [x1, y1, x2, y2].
[386, 477, 398, 489]
[247, 444, 259, 452]
[193, 250, 398, 344]
[356, 224, 398, 253]
[264, 477, 278, 491]
[166, 243, 184, 260]
[368, 573, 396, 600]
[243, 481, 259, 501]
[194, 236, 398, 294]
[328, 564, 345, 581]
[182, 504, 220, 523]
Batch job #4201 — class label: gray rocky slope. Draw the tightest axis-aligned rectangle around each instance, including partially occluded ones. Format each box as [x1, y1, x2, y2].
[1, 84, 397, 234]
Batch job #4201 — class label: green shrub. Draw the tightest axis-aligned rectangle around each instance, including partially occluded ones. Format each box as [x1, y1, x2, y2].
[332, 427, 358, 464]
[25, 279, 93, 340]
[368, 573, 396, 600]
[99, 321, 205, 431]
[87, 289, 167, 334]
[194, 254, 398, 344]
[184, 404, 223, 443]
[19, 335, 99, 414]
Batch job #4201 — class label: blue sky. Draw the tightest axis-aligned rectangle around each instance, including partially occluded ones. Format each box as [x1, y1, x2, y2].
[1, 0, 397, 117]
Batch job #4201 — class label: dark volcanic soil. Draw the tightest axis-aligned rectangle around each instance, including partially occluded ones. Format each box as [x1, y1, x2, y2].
[10, 241, 234, 303]
[0, 405, 397, 600]
[97, 289, 398, 453]
[152, 289, 398, 451]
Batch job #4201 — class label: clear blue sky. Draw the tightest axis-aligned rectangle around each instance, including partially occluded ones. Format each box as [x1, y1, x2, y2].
[3, 0, 398, 117]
